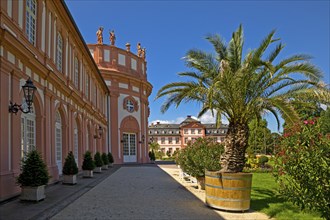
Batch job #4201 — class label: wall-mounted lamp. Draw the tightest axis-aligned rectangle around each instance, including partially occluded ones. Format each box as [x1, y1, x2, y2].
[94, 126, 103, 139]
[9, 78, 37, 114]
[139, 135, 145, 144]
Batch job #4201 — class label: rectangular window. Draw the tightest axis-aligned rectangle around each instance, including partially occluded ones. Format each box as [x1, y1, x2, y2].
[104, 49, 110, 62]
[161, 138, 165, 144]
[198, 129, 202, 134]
[176, 137, 180, 144]
[26, 0, 36, 45]
[118, 54, 125, 66]
[56, 33, 63, 72]
[86, 74, 89, 99]
[74, 57, 79, 88]
[131, 58, 137, 70]
[21, 114, 36, 159]
[184, 129, 188, 134]
[169, 137, 172, 144]
[191, 129, 195, 134]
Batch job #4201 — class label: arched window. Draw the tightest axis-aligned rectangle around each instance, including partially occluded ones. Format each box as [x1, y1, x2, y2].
[73, 120, 79, 165]
[55, 111, 62, 174]
[26, 0, 37, 45]
[86, 126, 89, 151]
[56, 33, 63, 72]
[21, 104, 35, 158]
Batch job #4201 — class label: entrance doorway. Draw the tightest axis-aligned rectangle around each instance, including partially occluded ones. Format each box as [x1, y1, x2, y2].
[123, 133, 137, 163]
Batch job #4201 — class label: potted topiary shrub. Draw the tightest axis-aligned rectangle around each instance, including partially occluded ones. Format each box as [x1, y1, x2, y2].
[82, 151, 95, 178]
[107, 152, 114, 167]
[93, 152, 103, 173]
[17, 149, 50, 201]
[62, 151, 79, 185]
[156, 25, 327, 211]
[101, 153, 109, 170]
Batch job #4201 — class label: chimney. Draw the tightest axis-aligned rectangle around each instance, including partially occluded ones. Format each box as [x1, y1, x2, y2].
[157, 121, 160, 125]
[187, 115, 191, 118]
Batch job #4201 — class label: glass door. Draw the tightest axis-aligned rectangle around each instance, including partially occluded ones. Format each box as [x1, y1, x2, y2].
[123, 133, 137, 163]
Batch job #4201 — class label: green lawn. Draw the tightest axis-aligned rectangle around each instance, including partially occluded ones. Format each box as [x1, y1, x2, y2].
[251, 173, 322, 220]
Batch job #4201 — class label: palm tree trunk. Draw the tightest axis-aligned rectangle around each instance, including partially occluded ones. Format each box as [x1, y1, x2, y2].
[220, 121, 249, 172]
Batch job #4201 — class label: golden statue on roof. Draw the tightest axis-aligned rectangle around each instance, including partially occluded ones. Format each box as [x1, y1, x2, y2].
[96, 26, 104, 44]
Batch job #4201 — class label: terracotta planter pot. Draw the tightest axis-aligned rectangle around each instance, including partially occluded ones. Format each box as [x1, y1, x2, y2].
[93, 167, 102, 173]
[83, 170, 93, 178]
[20, 185, 46, 201]
[205, 170, 253, 211]
[63, 174, 77, 185]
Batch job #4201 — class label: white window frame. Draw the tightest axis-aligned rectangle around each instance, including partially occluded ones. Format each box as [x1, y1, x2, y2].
[26, 0, 37, 45]
[56, 33, 63, 72]
[21, 104, 36, 159]
[74, 57, 79, 88]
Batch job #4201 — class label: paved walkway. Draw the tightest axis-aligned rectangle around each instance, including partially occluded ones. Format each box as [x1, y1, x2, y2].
[51, 165, 222, 220]
[0, 166, 121, 220]
[0, 163, 271, 220]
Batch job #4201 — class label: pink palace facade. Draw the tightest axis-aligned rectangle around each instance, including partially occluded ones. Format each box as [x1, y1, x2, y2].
[0, 0, 152, 201]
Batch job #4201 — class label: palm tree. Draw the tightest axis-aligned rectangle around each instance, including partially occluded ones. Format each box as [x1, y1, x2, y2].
[156, 25, 329, 173]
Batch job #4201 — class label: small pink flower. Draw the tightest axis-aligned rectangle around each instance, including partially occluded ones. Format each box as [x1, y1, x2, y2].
[304, 120, 308, 124]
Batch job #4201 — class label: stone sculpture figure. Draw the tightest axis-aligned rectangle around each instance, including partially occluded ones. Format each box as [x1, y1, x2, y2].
[137, 43, 142, 57]
[126, 43, 131, 52]
[96, 27, 104, 44]
[110, 30, 116, 45]
[141, 48, 146, 59]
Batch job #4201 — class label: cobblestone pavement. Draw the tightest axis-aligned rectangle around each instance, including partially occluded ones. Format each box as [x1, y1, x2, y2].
[51, 165, 223, 220]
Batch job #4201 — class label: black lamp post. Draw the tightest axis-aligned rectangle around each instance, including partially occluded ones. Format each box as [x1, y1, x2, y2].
[9, 78, 37, 114]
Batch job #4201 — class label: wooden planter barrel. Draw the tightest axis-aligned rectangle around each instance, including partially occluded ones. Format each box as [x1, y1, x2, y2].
[205, 170, 253, 211]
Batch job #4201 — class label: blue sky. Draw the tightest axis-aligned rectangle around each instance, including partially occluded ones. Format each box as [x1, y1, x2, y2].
[65, 0, 330, 133]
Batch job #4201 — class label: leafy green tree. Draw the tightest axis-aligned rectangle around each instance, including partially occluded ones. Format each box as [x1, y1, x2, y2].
[319, 107, 330, 134]
[274, 120, 330, 219]
[149, 142, 160, 152]
[176, 138, 224, 178]
[247, 119, 272, 155]
[156, 25, 329, 172]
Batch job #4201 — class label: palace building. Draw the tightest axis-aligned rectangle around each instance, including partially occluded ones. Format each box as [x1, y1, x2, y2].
[148, 116, 228, 155]
[0, 0, 151, 201]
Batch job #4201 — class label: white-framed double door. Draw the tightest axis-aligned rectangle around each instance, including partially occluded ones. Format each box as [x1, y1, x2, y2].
[123, 133, 137, 163]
